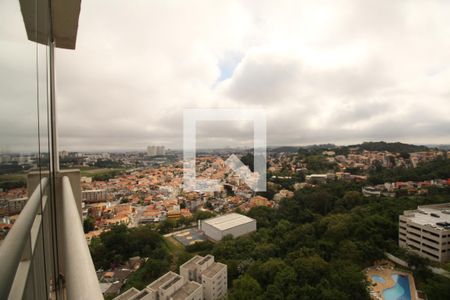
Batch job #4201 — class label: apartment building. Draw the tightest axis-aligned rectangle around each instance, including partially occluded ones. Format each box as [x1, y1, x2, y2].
[147, 146, 166, 156]
[114, 271, 202, 300]
[180, 255, 227, 300]
[399, 203, 450, 262]
[82, 189, 109, 203]
[116, 255, 228, 300]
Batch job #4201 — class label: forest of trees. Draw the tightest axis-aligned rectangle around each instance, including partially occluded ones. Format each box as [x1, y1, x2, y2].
[90, 224, 170, 270]
[351, 141, 429, 153]
[186, 181, 450, 299]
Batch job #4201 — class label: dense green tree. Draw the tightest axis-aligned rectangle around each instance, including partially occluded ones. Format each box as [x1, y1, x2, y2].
[335, 191, 362, 210]
[422, 276, 450, 300]
[247, 206, 277, 228]
[193, 210, 215, 220]
[250, 258, 287, 287]
[303, 155, 336, 172]
[272, 266, 297, 298]
[124, 258, 170, 290]
[158, 219, 176, 234]
[90, 224, 168, 269]
[83, 216, 95, 233]
[229, 274, 263, 300]
[293, 254, 328, 286]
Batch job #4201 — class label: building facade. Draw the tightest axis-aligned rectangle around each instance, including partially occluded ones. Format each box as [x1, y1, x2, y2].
[115, 255, 227, 300]
[147, 146, 166, 156]
[399, 203, 450, 262]
[82, 189, 109, 203]
[200, 213, 256, 241]
[180, 255, 227, 300]
[113, 271, 203, 300]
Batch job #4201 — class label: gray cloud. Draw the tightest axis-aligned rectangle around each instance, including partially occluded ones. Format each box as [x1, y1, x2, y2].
[1, 0, 450, 152]
[223, 52, 302, 104]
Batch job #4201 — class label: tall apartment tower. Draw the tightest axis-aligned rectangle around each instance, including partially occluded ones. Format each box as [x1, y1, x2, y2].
[147, 146, 165, 156]
[180, 255, 227, 300]
[156, 146, 166, 156]
[147, 146, 157, 156]
[399, 203, 450, 262]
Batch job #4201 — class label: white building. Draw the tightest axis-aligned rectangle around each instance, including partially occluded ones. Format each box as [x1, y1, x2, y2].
[399, 203, 450, 262]
[200, 213, 256, 241]
[82, 189, 108, 203]
[180, 255, 227, 300]
[147, 146, 166, 156]
[113, 271, 203, 300]
[156, 146, 166, 156]
[147, 146, 156, 156]
[305, 174, 334, 184]
[59, 150, 69, 158]
[147, 146, 157, 156]
[113, 255, 227, 300]
[112, 287, 139, 300]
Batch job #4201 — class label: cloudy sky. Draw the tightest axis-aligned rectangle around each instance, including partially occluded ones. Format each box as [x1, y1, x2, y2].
[2, 0, 450, 152]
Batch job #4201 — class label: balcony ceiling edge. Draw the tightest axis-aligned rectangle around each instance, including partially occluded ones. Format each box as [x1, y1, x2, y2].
[19, 0, 81, 50]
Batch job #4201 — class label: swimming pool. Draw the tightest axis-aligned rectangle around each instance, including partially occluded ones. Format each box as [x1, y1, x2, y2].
[382, 274, 411, 300]
[371, 275, 386, 283]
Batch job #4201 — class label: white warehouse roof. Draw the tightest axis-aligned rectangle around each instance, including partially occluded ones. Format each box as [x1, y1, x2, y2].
[202, 213, 255, 231]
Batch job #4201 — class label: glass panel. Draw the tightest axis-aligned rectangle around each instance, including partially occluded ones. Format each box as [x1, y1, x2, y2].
[0, 0, 39, 221]
[0, 1, 53, 298]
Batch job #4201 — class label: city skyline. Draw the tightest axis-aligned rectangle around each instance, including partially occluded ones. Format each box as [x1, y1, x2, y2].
[1, 140, 450, 154]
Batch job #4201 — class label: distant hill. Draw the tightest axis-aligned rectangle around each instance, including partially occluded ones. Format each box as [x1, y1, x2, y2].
[349, 141, 429, 153]
[426, 144, 450, 151]
[270, 142, 430, 154]
[302, 144, 337, 150]
[270, 144, 337, 154]
[269, 146, 300, 153]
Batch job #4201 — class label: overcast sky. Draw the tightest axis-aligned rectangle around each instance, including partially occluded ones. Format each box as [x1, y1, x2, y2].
[2, 0, 450, 152]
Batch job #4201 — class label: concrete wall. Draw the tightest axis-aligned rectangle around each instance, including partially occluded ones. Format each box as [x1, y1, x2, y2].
[399, 218, 450, 263]
[185, 284, 203, 300]
[223, 220, 257, 239]
[203, 266, 227, 300]
[27, 169, 81, 219]
[202, 219, 257, 241]
[201, 221, 223, 241]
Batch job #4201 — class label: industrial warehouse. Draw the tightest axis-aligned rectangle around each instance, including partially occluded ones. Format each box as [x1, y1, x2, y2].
[199, 213, 257, 241]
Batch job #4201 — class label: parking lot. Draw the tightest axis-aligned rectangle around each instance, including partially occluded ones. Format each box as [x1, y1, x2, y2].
[172, 228, 207, 246]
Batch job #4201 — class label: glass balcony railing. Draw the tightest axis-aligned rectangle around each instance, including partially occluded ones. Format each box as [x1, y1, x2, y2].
[0, 177, 49, 299]
[0, 173, 102, 299]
